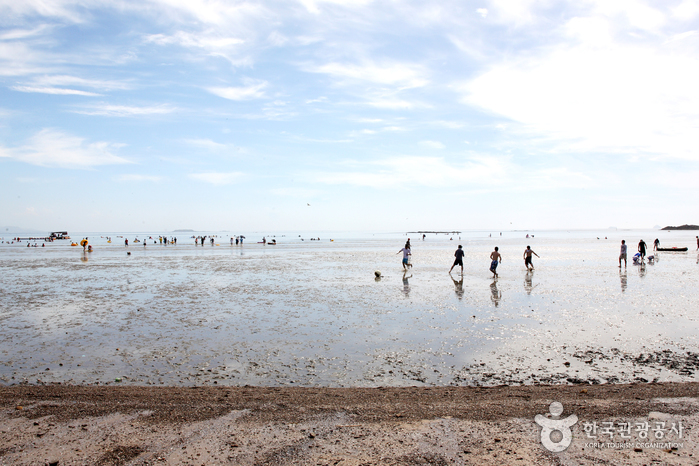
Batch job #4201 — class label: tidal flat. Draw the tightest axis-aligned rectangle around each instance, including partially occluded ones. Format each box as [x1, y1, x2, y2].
[2, 230, 698, 387]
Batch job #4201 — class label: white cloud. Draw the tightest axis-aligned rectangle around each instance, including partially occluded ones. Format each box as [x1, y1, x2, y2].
[457, 12, 699, 161]
[0, 25, 52, 40]
[364, 97, 417, 109]
[298, 0, 374, 15]
[11, 86, 101, 96]
[0, 41, 50, 76]
[476, 8, 488, 18]
[189, 172, 244, 185]
[144, 0, 269, 27]
[0, 0, 86, 23]
[673, 0, 699, 20]
[116, 174, 163, 182]
[305, 96, 328, 104]
[72, 103, 177, 117]
[145, 31, 244, 49]
[309, 61, 428, 88]
[0, 129, 131, 168]
[29, 74, 131, 90]
[182, 138, 244, 153]
[182, 138, 227, 150]
[419, 140, 445, 149]
[208, 82, 268, 100]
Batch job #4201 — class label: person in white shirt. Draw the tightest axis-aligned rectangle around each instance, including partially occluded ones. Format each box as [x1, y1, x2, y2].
[619, 240, 627, 267]
[397, 246, 412, 270]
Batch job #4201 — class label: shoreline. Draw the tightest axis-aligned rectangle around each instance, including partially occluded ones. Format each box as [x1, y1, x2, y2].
[2, 382, 698, 465]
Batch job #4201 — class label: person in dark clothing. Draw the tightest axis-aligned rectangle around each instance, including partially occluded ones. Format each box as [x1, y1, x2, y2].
[638, 239, 647, 260]
[449, 245, 465, 274]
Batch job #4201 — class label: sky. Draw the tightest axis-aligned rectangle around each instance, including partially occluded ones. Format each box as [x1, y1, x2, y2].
[1, 0, 698, 233]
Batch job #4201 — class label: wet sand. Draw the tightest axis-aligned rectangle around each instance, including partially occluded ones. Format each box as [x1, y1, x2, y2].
[2, 231, 699, 387]
[2, 231, 699, 463]
[1, 383, 698, 465]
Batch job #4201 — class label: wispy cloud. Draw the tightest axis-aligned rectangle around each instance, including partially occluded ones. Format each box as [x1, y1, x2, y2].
[0, 129, 130, 168]
[308, 61, 428, 88]
[72, 103, 177, 117]
[0, 41, 50, 76]
[0, 1, 86, 23]
[145, 32, 244, 49]
[189, 172, 245, 185]
[0, 25, 53, 41]
[298, 0, 374, 15]
[11, 86, 101, 96]
[182, 138, 245, 153]
[29, 74, 131, 90]
[207, 81, 268, 100]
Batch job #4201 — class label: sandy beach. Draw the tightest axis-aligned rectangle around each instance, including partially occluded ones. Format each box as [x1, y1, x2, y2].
[2, 383, 698, 465]
[2, 230, 699, 463]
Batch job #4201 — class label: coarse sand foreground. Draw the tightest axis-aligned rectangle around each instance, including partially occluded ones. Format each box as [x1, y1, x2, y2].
[1, 383, 699, 465]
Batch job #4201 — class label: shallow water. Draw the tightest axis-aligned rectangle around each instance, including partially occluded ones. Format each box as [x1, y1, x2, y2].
[2, 230, 698, 387]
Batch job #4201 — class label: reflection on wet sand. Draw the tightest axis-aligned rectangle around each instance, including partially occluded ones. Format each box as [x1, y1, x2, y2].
[490, 279, 501, 307]
[639, 261, 647, 278]
[523, 271, 537, 295]
[3, 231, 699, 388]
[450, 273, 464, 300]
[402, 271, 412, 297]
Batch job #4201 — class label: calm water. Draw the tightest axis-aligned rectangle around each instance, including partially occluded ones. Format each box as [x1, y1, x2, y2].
[1, 229, 698, 387]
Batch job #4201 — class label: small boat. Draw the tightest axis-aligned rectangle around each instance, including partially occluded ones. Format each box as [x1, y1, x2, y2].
[657, 247, 688, 252]
[49, 231, 70, 240]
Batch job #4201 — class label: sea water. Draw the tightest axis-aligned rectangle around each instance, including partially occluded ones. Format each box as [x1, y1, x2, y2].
[1, 229, 698, 386]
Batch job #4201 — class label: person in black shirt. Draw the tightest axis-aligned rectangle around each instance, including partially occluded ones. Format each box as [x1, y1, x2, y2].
[638, 239, 647, 260]
[449, 245, 465, 274]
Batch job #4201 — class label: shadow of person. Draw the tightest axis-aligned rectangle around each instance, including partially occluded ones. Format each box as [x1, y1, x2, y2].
[490, 279, 501, 307]
[450, 273, 464, 300]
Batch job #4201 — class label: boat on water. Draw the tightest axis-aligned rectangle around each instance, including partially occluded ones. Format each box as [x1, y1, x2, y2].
[657, 247, 688, 252]
[49, 231, 71, 240]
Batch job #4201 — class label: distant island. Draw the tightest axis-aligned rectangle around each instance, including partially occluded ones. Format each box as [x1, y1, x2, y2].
[173, 229, 195, 232]
[661, 224, 699, 230]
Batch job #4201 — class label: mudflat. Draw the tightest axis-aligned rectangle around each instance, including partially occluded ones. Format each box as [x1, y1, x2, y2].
[2, 383, 698, 465]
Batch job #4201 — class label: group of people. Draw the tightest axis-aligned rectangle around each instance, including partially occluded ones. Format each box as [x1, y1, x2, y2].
[194, 236, 215, 246]
[450, 245, 538, 278]
[399, 239, 541, 277]
[619, 238, 659, 266]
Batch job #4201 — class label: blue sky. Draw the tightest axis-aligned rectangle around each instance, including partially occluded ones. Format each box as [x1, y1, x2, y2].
[1, 0, 698, 232]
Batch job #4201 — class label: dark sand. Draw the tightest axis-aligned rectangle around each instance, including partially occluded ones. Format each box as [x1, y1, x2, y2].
[2, 383, 699, 465]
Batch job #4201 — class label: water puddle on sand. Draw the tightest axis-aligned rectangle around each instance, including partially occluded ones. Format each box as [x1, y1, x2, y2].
[1, 231, 698, 387]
